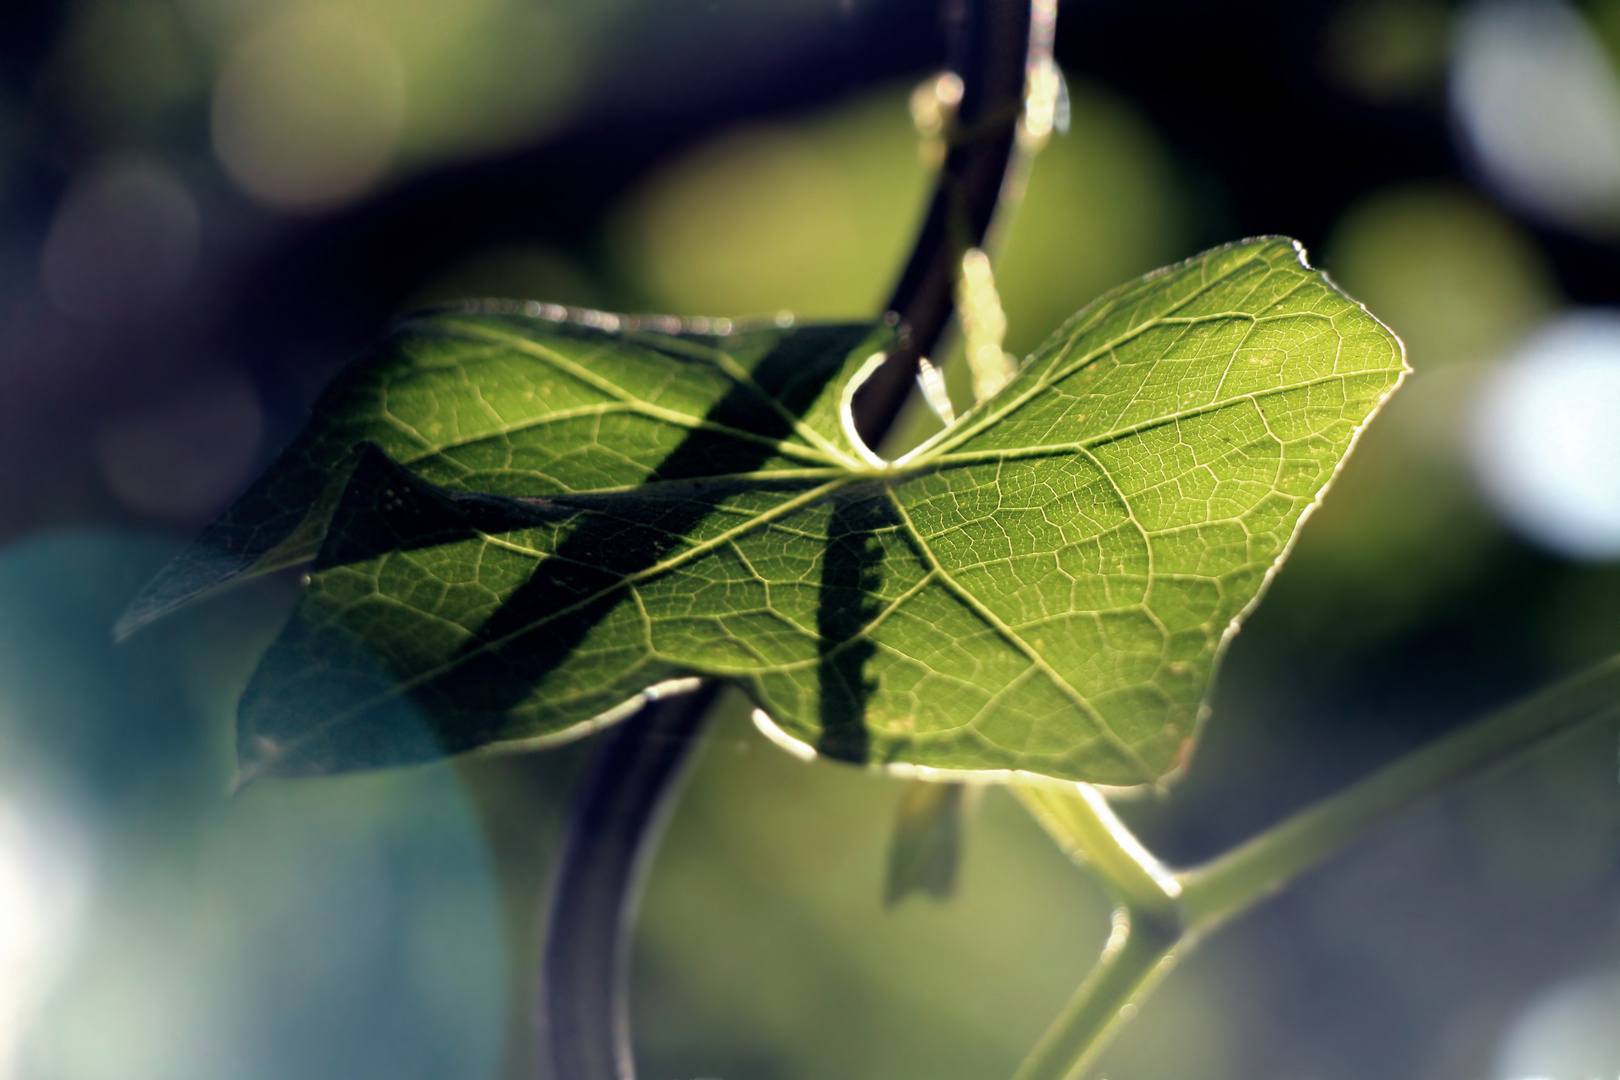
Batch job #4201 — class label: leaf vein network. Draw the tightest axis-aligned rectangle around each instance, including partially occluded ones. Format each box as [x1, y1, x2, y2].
[882, 486, 1156, 780]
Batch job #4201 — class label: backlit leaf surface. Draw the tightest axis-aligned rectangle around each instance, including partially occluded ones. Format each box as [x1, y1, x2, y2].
[125, 238, 1406, 783]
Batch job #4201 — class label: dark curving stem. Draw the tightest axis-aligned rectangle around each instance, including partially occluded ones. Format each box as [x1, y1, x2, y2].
[537, 680, 720, 1080]
[853, 0, 1053, 446]
[536, 2, 1054, 1077]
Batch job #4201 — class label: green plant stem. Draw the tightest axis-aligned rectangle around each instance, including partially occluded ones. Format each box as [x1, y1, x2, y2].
[1009, 910, 1180, 1080]
[1013, 780, 1181, 923]
[1177, 653, 1620, 936]
[1012, 652, 1620, 1080]
[1009, 780, 1184, 1080]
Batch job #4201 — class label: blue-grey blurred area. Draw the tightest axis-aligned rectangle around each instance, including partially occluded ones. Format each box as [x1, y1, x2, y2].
[0, 532, 507, 1080]
[6, 0, 1620, 1079]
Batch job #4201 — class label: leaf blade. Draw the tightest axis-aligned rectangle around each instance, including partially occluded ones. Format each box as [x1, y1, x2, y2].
[129, 239, 1406, 784]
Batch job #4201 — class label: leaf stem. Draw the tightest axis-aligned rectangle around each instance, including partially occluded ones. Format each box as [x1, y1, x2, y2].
[1011, 653, 1620, 1080]
[1013, 780, 1180, 922]
[852, 0, 1055, 447]
[1009, 781, 1182, 1080]
[1010, 910, 1180, 1080]
[538, 682, 719, 1080]
[1177, 653, 1620, 936]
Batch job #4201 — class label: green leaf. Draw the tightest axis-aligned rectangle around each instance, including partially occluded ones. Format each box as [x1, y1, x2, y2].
[124, 238, 1406, 784]
[116, 311, 876, 638]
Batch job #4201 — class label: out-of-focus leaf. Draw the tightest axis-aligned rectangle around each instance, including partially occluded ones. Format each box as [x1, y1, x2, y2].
[124, 238, 1405, 784]
[885, 779, 970, 906]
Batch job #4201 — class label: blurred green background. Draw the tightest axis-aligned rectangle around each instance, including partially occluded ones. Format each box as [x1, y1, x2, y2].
[7, 1, 1620, 1079]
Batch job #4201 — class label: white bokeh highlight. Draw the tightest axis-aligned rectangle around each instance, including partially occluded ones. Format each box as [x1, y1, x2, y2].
[0, 776, 94, 1080]
[1495, 970, 1620, 1079]
[1470, 310, 1620, 560]
[1451, 0, 1620, 233]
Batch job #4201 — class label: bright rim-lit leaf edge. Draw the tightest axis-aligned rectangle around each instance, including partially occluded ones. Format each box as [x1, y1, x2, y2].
[120, 237, 1408, 789]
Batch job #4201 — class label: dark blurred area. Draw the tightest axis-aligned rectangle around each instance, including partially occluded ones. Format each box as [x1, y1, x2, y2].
[5, 1, 1620, 1078]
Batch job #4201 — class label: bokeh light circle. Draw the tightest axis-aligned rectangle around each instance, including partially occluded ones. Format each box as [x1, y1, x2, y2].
[95, 373, 264, 520]
[0, 772, 93, 1080]
[1495, 970, 1620, 1079]
[40, 160, 199, 322]
[1469, 310, 1620, 559]
[1450, 0, 1620, 233]
[211, 9, 406, 212]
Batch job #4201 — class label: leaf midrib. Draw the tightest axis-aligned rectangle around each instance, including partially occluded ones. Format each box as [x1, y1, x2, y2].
[926, 371, 1353, 468]
[337, 352, 1354, 570]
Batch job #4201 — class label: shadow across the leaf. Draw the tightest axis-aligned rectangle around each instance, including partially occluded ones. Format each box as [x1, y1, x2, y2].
[816, 487, 898, 763]
[251, 325, 895, 770]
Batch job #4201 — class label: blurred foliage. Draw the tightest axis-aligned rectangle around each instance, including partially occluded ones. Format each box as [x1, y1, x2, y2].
[0, 533, 507, 1080]
[1321, 0, 1451, 104]
[7, 0, 1620, 1078]
[606, 73, 1186, 354]
[44, 0, 592, 199]
[41, 0, 203, 147]
[196, 0, 584, 207]
[884, 778, 968, 905]
[610, 87, 930, 318]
